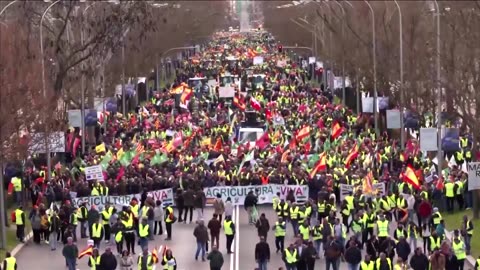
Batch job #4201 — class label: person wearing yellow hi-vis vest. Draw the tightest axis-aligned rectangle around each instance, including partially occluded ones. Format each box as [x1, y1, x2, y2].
[452, 229, 467, 270]
[3, 251, 17, 270]
[376, 214, 390, 243]
[394, 257, 408, 270]
[164, 204, 175, 241]
[87, 248, 101, 270]
[10, 176, 22, 204]
[223, 215, 236, 254]
[273, 217, 286, 253]
[138, 218, 150, 251]
[14, 205, 25, 243]
[462, 215, 474, 255]
[376, 252, 392, 270]
[360, 254, 374, 270]
[444, 180, 455, 213]
[161, 248, 177, 270]
[101, 203, 113, 243]
[111, 218, 125, 255]
[282, 244, 298, 270]
[91, 219, 104, 249]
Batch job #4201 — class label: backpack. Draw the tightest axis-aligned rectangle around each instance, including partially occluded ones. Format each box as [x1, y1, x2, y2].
[11, 211, 16, 223]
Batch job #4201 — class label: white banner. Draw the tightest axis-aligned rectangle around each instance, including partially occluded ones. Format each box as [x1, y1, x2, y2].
[467, 162, 480, 191]
[340, 183, 386, 201]
[85, 165, 103, 181]
[386, 110, 401, 129]
[204, 184, 309, 206]
[420, 128, 438, 151]
[253, 56, 264, 65]
[218, 86, 235, 98]
[70, 188, 175, 210]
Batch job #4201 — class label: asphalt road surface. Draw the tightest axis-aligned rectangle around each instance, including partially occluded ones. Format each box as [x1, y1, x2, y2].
[15, 205, 458, 270]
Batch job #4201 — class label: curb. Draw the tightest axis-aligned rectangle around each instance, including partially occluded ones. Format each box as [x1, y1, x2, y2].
[11, 231, 33, 257]
[444, 229, 476, 267]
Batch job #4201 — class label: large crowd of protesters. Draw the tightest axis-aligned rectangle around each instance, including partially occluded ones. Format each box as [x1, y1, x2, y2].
[5, 29, 478, 270]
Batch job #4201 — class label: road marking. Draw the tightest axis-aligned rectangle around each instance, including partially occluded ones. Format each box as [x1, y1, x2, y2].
[235, 205, 240, 270]
[229, 205, 236, 270]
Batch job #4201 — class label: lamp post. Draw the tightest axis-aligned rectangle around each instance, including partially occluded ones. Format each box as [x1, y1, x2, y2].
[363, 0, 379, 137]
[40, 0, 61, 182]
[332, 1, 346, 105]
[0, 0, 18, 17]
[155, 46, 196, 90]
[80, 2, 96, 155]
[393, 0, 404, 149]
[432, 0, 442, 176]
[0, 0, 20, 249]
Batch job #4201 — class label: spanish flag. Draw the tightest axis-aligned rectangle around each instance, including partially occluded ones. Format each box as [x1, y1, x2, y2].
[309, 152, 327, 179]
[78, 246, 93, 259]
[213, 137, 223, 151]
[152, 246, 159, 264]
[403, 166, 421, 189]
[331, 122, 343, 140]
[180, 87, 193, 104]
[233, 96, 246, 111]
[281, 150, 290, 163]
[344, 144, 359, 168]
[295, 126, 311, 141]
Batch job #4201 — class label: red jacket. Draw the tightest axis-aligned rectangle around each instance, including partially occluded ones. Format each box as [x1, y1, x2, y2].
[418, 200, 432, 218]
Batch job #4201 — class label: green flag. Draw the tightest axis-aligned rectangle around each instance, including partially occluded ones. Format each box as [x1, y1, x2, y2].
[150, 153, 168, 165]
[119, 150, 135, 166]
[100, 151, 113, 170]
[323, 139, 331, 152]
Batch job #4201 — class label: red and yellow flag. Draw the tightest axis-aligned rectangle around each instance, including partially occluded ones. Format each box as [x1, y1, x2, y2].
[344, 144, 359, 168]
[331, 122, 343, 140]
[295, 126, 311, 142]
[403, 166, 421, 189]
[309, 152, 327, 179]
[78, 246, 93, 259]
[152, 247, 159, 264]
[233, 96, 246, 111]
[213, 137, 223, 151]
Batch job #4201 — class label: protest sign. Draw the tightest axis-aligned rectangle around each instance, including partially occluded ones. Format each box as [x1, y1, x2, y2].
[468, 162, 480, 191]
[339, 184, 354, 201]
[85, 165, 103, 181]
[218, 86, 235, 98]
[203, 184, 309, 206]
[71, 188, 174, 210]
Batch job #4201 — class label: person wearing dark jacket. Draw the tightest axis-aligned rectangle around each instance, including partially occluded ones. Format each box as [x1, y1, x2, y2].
[410, 248, 429, 270]
[208, 214, 221, 250]
[175, 189, 184, 222]
[244, 191, 257, 224]
[99, 247, 118, 270]
[183, 188, 195, 223]
[303, 241, 317, 270]
[396, 237, 411, 262]
[379, 236, 396, 261]
[444, 253, 459, 270]
[254, 236, 270, 270]
[344, 241, 362, 269]
[207, 245, 224, 270]
[87, 206, 100, 238]
[324, 236, 342, 270]
[256, 213, 270, 239]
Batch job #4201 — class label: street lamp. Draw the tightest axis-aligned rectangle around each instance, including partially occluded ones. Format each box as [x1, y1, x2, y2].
[0, 0, 18, 17]
[393, 0, 404, 149]
[40, 0, 61, 182]
[432, 0, 442, 175]
[363, 0, 379, 138]
[331, 1, 346, 106]
[79, 2, 96, 155]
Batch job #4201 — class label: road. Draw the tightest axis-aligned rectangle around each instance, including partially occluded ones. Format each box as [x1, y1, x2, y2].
[14, 205, 463, 270]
